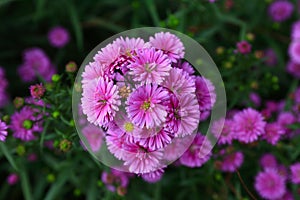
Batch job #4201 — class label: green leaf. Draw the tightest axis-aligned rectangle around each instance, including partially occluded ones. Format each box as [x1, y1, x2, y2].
[20, 169, 33, 200]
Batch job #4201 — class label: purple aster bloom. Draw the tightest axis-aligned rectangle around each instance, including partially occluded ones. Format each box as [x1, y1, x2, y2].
[290, 162, 300, 184]
[211, 118, 234, 145]
[277, 191, 294, 200]
[128, 48, 172, 84]
[0, 119, 8, 141]
[7, 173, 19, 185]
[141, 168, 164, 183]
[249, 92, 261, 107]
[113, 36, 145, 56]
[174, 61, 195, 75]
[82, 124, 104, 152]
[179, 134, 212, 168]
[268, 0, 294, 22]
[260, 153, 278, 170]
[48, 26, 70, 48]
[287, 60, 300, 78]
[101, 169, 130, 192]
[264, 48, 278, 66]
[236, 41, 251, 54]
[162, 136, 192, 162]
[220, 151, 244, 172]
[162, 68, 195, 96]
[233, 108, 266, 143]
[263, 122, 285, 145]
[195, 76, 216, 111]
[18, 48, 56, 82]
[138, 128, 174, 151]
[30, 83, 45, 99]
[291, 20, 300, 40]
[10, 106, 43, 141]
[255, 168, 286, 200]
[277, 111, 296, 134]
[289, 41, 300, 64]
[81, 77, 121, 127]
[199, 110, 211, 121]
[149, 32, 185, 63]
[82, 61, 106, 85]
[126, 84, 168, 129]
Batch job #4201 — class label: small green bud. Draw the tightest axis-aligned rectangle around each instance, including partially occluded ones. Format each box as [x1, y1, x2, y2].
[16, 145, 26, 156]
[52, 74, 60, 82]
[47, 173, 55, 183]
[23, 120, 33, 130]
[2, 115, 10, 123]
[13, 97, 24, 109]
[65, 61, 77, 73]
[73, 189, 81, 196]
[52, 111, 60, 119]
[59, 139, 72, 152]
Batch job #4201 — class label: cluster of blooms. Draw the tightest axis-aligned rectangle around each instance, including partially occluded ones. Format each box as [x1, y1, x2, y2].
[0, 67, 9, 107]
[288, 19, 300, 78]
[255, 153, 300, 200]
[81, 32, 216, 175]
[18, 48, 56, 82]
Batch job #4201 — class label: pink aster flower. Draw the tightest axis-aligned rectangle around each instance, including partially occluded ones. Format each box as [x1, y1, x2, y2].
[179, 134, 212, 168]
[162, 68, 195, 96]
[195, 76, 216, 111]
[101, 169, 130, 192]
[268, 0, 294, 22]
[290, 162, 300, 184]
[233, 108, 266, 143]
[211, 118, 234, 145]
[220, 151, 244, 172]
[113, 36, 146, 56]
[0, 119, 8, 141]
[7, 173, 19, 185]
[149, 32, 185, 63]
[18, 48, 56, 82]
[287, 61, 300, 78]
[126, 84, 168, 129]
[82, 61, 106, 85]
[260, 153, 278, 170]
[81, 77, 121, 127]
[30, 83, 45, 99]
[162, 136, 192, 162]
[276, 191, 294, 200]
[277, 111, 296, 134]
[128, 48, 172, 84]
[123, 143, 164, 174]
[291, 21, 300, 40]
[289, 41, 300, 64]
[10, 106, 43, 141]
[174, 61, 195, 75]
[255, 168, 286, 200]
[263, 122, 285, 145]
[141, 168, 164, 183]
[138, 128, 174, 151]
[48, 26, 70, 48]
[236, 41, 251, 54]
[82, 124, 104, 152]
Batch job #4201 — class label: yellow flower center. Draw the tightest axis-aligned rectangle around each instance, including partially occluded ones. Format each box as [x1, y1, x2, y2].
[141, 101, 151, 110]
[124, 122, 134, 132]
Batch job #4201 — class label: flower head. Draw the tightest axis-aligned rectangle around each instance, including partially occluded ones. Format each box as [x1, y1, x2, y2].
[211, 118, 234, 145]
[30, 83, 46, 99]
[292, 20, 300, 40]
[268, 0, 294, 22]
[81, 77, 121, 126]
[48, 26, 70, 48]
[195, 76, 216, 111]
[289, 41, 300, 64]
[82, 124, 104, 152]
[233, 108, 266, 143]
[263, 122, 285, 145]
[290, 162, 300, 184]
[149, 32, 185, 62]
[179, 134, 212, 168]
[255, 168, 286, 200]
[287, 60, 300, 78]
[264, 48, 278, 66]
[0, 119, 8, 141]
[236, 41, 251, 54]
[260, 153, 278, 170]
[141, 168, 164, 183]
[126, 84, 168, 129]
[10, 106, 43, 141]
[220, 151, 244, 172]
[7, 173, 19, 185]
[128, 48, 172, 84]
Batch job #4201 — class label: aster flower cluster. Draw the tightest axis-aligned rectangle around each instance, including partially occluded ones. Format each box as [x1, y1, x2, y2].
[81, 32, 216, 174]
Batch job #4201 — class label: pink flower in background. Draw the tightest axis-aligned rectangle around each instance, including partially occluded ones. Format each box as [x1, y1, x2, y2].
[236, 41, 251, 54]
[10, 106, 43, 141]
[126, 84, 168, 129]
[195, 76, 216, 111]
[48, 26, 70, 48]
[179, 134, 212, 168]
[149, 32, 185, 62]
[263, 122, 285, 145]
[268, 0, 294, 22]
[0, 67, 9, 108]
[18, 48, 56, 82]
[290, 162, 300, 184]
[292, 21, 300, 40]
[233, 108, 266, 143]
[0, 119, 8, 141]
[82, 124, 104, 152]
[142, 168, 164, 183]
[287, 61, 300, 78]
[264, 48, 278, 66]
[255, 168, 286, 200]
[7, 173, 19, 185]
[277, 112, 296, 133]
[260, 153, 278, 170]
[30, 83, 46, 99]
[220, 151, 244, 172]
[211, 118, 234, 145]
[249, 92, 261, 107]
[128, 48, 172, 84]
[81, 77, 121, 126]
[289, 41, 300, 64]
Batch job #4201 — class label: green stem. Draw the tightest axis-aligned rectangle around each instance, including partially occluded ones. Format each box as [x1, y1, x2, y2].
[0, 142, 19, 171]
[20, 169, 33, 200]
